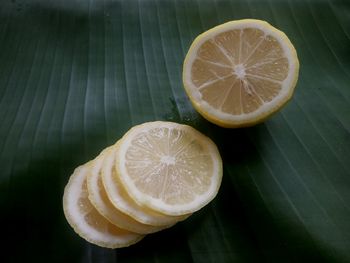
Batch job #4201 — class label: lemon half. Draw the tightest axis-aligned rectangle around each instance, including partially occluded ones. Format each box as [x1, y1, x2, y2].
[183, 19, 299, 127]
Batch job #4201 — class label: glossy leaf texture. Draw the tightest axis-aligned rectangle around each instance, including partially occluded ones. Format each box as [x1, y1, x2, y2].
[0, 0, 349, 262]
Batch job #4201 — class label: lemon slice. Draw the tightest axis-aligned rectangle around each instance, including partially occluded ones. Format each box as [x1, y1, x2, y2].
[116, 121, 223, 216]
[102, 144, 188, 226]
[87, 147, 172, 234]
[183, 19, 299, 127]
[63, 164, 143, 248]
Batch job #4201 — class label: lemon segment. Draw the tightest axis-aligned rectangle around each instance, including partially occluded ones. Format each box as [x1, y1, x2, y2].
[183, 19, 299, 127]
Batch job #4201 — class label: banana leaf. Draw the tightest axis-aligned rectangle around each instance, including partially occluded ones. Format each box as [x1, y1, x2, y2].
[1, 0, 349, 262]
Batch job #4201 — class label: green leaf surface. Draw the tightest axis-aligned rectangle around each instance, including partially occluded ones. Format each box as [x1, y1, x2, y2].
[1, 0, 349, 262]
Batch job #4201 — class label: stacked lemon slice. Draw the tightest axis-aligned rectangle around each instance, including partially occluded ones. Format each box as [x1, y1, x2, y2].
[63, 121, 223, 248]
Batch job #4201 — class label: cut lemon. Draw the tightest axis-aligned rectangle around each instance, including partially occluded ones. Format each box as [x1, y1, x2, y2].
[116, 121, 223, 216]
[183, 19, 299, 128]
[87, 147, 172, 234]
[63, 164, 143, 248]
[102, 144, 188, 226]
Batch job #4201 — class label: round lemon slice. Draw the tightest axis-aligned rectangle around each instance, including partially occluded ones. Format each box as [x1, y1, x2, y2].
[183, 19, 299, 127]
[87, 147, 172, 234]
[102, 144, 188, 226]
[116, 121, 223, 216]
[63, 164, 143, 248]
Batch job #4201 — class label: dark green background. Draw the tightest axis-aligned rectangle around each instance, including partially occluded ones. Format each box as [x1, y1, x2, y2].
[1, 0, 349, 262]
